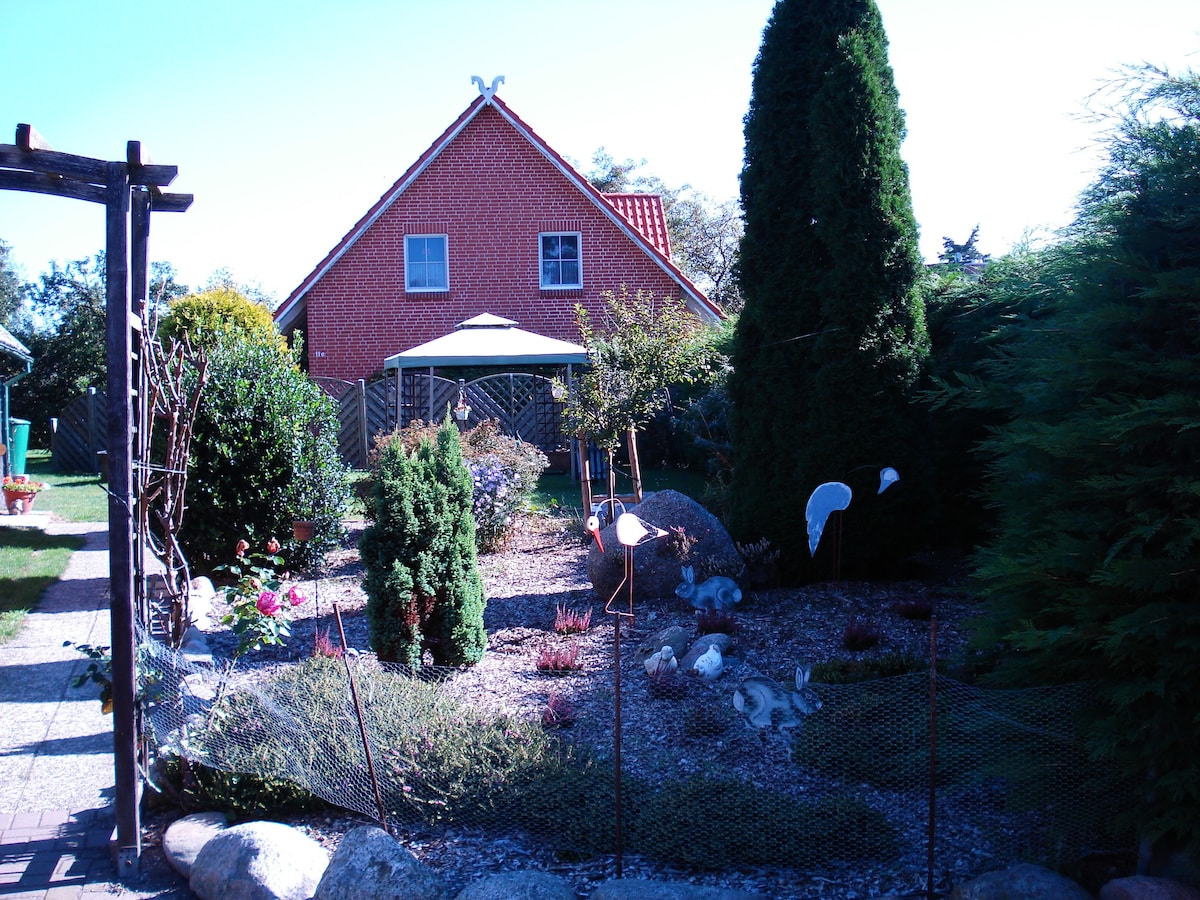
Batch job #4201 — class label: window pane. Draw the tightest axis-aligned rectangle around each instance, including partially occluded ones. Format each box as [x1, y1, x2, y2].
[428, 262, 445, 287]
[542, 235, 560, 260]
[560, 260, 579, 285]
[425, 238, 445, 262]
[560, 236, 579, 260]
[542, 261, 556, 284]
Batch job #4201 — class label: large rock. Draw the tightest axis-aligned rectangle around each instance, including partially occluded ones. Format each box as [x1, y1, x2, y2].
[162, 811, 227, 878]
[950, 863, 1092, 899]
[1100, 876, 1200, 900]
[589, 878, 767, 899]
[588, 491, 740, 605]
[455, 870, 574, 899]
[189, 820, 328, 900]
[313, 825, 449, 900]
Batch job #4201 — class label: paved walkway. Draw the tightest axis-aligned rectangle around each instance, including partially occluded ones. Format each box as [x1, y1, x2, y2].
[0, 521, 190, 898]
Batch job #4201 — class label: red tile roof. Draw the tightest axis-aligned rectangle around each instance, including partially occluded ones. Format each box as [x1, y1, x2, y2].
[603, 194, 671, 258]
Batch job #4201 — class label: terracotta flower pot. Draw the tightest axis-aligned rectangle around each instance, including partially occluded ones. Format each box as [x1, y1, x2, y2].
[292, 520, 316, 542]
[4, 488, 37, 515]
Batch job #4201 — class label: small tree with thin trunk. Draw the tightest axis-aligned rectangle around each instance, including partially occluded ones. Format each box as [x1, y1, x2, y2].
[562, 288, 720, 502]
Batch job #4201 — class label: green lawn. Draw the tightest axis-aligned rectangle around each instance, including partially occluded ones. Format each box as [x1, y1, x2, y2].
[0, 449, 104, 643]
[532, 467, 709, 516]
[25, 449, 109, 522]
[0, 528, 84, 642]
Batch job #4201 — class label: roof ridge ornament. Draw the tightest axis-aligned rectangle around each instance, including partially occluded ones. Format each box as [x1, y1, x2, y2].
[471, 75, 505, 103]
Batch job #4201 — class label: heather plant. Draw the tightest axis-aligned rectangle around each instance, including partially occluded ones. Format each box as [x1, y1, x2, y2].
[553, 604, 592, 635]
[536, 640, 582, 674]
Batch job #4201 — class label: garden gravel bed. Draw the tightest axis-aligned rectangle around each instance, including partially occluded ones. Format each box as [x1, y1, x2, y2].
[191, 513, 986, 899]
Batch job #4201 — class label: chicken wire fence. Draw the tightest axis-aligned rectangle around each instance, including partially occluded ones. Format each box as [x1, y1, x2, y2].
[139, 633, 1133, 889]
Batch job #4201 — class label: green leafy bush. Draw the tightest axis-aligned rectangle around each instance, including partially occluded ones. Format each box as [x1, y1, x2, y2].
[361, 420, 486, 666]
[180, 337, 349, 570]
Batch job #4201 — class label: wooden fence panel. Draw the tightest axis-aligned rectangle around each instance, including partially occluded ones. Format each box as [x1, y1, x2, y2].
[51, 387, 107, 473]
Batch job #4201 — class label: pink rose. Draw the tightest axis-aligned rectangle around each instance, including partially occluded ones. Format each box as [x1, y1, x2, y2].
[266, 537, 281, 554]
[256, 590, 281, 616]
[287, 585, 305, 607]
[235, 539, 250, 558]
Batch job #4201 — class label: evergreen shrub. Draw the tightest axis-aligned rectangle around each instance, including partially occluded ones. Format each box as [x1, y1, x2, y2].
[180, 337, 348, 570]
[361, 419, 487, 667]
[371, 419, 547, 552]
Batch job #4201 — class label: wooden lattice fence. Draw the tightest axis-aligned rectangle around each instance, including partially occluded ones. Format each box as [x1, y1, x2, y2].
[53, 372, 568, 474]
[322, 372, 568, 469]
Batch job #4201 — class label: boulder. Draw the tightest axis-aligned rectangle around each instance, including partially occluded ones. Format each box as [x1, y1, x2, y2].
[455, 870, 575, 899]
[162, 811, 227, 878]
[589, 878, 767, 899]
[950, 863, 1092, 899]
[588, 491, 740, 605]
[679, 633, 733, 673]
[1100, 876, 1200, 900]
[313, 825, 449, 900]
[189, 820, 328, 900]
[633, 625, 691, 667]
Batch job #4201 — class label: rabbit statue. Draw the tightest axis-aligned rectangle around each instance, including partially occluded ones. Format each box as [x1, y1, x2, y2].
[675, 566, 742, 611]
[732, 665, 823, 732]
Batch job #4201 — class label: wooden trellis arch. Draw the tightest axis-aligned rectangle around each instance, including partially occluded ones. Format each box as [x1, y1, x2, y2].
[0, 124, 191, 880]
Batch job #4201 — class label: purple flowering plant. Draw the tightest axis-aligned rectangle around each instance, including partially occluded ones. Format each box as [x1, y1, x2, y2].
[469, 453, 524, 552]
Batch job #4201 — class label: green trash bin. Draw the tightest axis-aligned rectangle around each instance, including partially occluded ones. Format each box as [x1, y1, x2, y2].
[8, 418, 30, 476]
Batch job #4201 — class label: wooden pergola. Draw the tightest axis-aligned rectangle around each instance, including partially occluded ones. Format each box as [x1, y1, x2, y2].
[0, 124, 191, 880]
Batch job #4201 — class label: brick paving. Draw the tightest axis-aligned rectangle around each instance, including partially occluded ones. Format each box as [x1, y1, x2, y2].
[0, 522, 191, 898]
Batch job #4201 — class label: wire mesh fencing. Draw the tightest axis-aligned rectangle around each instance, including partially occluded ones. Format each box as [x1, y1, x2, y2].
[139, 634, 1134, 892]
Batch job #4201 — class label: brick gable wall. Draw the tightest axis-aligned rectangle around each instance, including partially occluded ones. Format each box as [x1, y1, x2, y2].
[303, 106, 688, 381]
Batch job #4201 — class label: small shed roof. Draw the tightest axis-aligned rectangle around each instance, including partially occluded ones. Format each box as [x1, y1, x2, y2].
[384, 314, 588, 371]
[0, 323, 32, 364]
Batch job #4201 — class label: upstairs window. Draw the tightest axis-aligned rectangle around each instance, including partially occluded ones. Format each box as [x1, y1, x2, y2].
[405, 234, 448, 292]
[540, 233, 581, 289]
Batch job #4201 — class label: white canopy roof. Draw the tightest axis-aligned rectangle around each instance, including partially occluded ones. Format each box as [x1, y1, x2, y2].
[383, 314, 588, 370]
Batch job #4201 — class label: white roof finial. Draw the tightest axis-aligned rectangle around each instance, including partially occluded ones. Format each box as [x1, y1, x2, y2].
[471, 75, 505, 103]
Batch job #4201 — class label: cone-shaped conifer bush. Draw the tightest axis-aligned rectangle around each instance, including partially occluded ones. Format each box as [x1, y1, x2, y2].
[728, 0, 928, 581]
[361, 419, 486, 667]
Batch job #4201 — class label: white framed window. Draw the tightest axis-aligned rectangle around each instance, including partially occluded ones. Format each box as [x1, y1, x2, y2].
[405, 234, 448, 292]
[539, 233, 582, 289]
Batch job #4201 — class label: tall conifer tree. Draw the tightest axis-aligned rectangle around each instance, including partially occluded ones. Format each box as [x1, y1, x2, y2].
[728, 0, 927, 581]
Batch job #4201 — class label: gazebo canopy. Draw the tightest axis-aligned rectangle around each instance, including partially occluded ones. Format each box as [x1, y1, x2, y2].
[383, 313, 588, 370]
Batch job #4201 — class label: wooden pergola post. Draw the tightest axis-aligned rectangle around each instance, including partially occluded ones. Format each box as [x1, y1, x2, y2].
[0, 124, 192, 883]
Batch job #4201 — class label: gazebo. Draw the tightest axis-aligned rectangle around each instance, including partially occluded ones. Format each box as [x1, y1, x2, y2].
[0, 323, 32, 479]
[383, 313, 588, 459]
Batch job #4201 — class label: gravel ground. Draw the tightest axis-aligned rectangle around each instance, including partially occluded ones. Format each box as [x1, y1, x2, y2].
[164, 513, 988, 899]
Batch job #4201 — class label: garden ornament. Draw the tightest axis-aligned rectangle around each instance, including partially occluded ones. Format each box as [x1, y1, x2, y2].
[690, 644, 724, 681]
[675, 566, 742, 611]
[733, 665, 822, 732]
[644, 645, 678, 678]
[805, 481, 852, 556]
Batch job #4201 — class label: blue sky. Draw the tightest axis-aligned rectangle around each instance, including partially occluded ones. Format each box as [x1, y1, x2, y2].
[1, 0, 1197, 303]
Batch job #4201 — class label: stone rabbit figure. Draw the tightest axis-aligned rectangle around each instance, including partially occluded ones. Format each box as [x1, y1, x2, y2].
[732, 665, 823, 732]
[675, 566, 742, 611]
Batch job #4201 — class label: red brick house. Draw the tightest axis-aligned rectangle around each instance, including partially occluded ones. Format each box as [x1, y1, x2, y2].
[273, 81, 723, 381]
